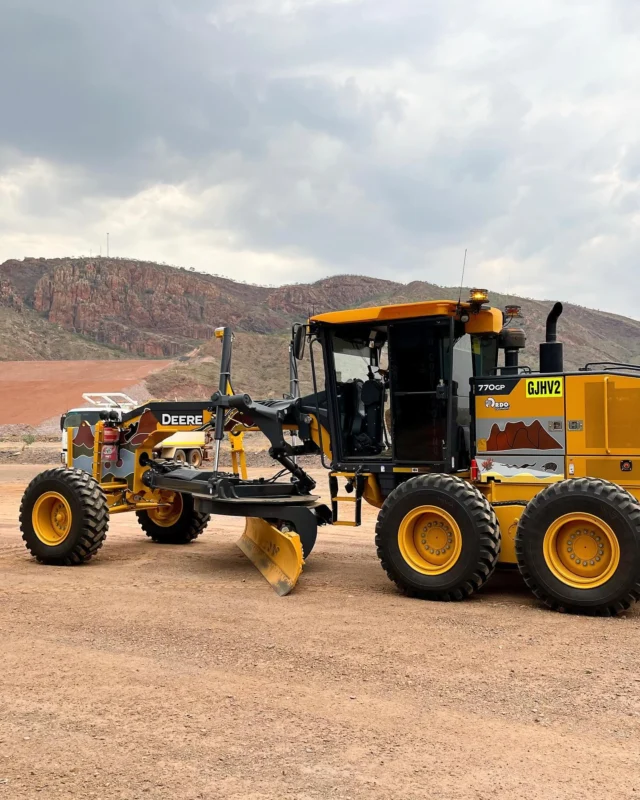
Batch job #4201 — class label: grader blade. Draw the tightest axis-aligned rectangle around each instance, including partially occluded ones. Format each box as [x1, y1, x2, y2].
[237, 518, 304, 596]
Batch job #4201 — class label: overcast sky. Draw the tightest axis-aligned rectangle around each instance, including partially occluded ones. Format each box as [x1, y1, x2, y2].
[1, 0, 639, 315]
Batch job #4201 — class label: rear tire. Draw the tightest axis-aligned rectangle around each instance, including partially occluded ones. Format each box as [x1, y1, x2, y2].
[137, 492, 209, 544]
[375, 474, 500, 601]
[174, 449, 187, 464]
[188, 449, 203, 467]
[516, 478, 640, 615]
[20, 468, 109, 565]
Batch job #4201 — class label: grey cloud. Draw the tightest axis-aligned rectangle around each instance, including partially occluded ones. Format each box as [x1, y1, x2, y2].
[0, 0, 405, 196]
[0, 0, 639, 315]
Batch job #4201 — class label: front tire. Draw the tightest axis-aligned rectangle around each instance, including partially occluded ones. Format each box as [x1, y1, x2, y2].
[375, 474, 500, 601]
[516, 478, 640, 615]
[20, 468, 109, 565]
[137, 492, 209, 544]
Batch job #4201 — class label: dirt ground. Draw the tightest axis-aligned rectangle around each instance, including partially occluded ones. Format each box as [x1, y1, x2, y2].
[0, 442, 62, 465]
[1, 466, 640, 800]
[0, 360, 170, 426]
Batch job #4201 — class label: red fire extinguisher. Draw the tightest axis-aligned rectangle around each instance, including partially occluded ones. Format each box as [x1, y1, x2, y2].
[102, 425, 120, 464]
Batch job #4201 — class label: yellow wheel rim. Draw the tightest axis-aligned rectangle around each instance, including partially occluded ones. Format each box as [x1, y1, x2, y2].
[543, 512, 620, 589]
[398, 505, 463, 575]
[148, 492, 183, 527]
[32, 491, 72, 546]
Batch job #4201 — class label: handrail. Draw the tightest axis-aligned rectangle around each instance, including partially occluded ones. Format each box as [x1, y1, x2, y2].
[581, 362, 640, 373]
[309, 337, 330, 470]
[488, 365, 533, 375]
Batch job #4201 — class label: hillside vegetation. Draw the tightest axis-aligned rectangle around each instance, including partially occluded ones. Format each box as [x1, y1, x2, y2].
[2, 256, 640, 399]
[0, 306, 127, 361]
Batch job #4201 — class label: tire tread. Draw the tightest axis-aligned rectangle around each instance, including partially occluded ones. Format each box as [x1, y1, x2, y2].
[375, 474, 500, 601]
[19, 467, 109, 565]
[136, 495, 209, 544]
[516, 478, 640, 616]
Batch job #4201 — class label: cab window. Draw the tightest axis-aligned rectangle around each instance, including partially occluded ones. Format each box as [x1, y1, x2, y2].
[63, 411, 102, 429]
[471, 335, 498, 377]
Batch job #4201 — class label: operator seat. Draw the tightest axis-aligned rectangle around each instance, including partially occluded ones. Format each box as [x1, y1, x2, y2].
[340, 380, 364, 451]
[358, 377, 384, 454]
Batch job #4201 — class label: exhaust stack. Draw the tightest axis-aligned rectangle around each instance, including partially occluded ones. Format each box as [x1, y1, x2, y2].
[499, 305, 526, 375]
[539, 302, 564, 373]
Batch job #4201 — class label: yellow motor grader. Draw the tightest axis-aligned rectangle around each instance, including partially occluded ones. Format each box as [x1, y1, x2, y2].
[19, 291, 640, 615]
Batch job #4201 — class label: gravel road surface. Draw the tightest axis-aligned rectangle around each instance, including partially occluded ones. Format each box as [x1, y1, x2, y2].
[1, 466, 639, 799]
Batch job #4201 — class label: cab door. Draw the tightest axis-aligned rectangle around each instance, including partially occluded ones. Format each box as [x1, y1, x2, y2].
[388, 317, 454, 467]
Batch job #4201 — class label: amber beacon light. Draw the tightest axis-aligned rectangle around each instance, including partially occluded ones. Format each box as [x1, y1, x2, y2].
[470, 288, 489, 304]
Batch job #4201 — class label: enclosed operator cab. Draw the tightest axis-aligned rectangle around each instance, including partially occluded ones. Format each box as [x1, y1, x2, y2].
[308, 296, 504, 477]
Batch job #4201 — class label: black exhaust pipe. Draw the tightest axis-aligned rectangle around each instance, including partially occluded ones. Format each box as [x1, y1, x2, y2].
[539, 302, 564, 373]
[545, 301, 563, 342]
[499, 328, 526, 375]
[498, 306, 526, 375]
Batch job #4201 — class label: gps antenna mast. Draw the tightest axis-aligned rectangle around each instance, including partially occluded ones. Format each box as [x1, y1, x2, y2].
[457, 248, 467, 305]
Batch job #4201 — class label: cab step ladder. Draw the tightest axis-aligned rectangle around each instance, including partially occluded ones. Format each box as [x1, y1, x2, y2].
[329, 472, 366, 527]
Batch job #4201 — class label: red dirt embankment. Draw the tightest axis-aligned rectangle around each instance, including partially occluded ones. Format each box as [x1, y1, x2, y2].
[0, 360, 171, 425]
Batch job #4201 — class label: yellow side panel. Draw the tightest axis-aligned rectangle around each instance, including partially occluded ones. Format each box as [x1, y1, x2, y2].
[566, 457, 640, 491]
[363, 475, 384, 509]
[491, 505, 523, 564]
[608, 386, 640, 449]
[566, 374, 640, 456]
[309, 415, 333, 460]
[582, 380, 605, 450]
[479, 483, 541, 503]
[478, 482, 543, 565]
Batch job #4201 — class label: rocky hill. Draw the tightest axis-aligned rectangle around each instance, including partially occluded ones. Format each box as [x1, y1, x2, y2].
[0, 305, 127, 361]
[0, 257, 399, 358]
[1, 257, 640, 399]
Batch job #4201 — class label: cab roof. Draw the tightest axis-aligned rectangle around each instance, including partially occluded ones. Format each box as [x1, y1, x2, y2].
[310, 299, 503, 335]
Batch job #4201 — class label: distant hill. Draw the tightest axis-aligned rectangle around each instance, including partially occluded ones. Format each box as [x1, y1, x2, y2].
[1, 256, 640, 400]
[0, 305, 127, 361]
[0, 256, 398, 357]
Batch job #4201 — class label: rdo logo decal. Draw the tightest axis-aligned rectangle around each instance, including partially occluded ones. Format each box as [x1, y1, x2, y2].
[485, 398, 510, 410]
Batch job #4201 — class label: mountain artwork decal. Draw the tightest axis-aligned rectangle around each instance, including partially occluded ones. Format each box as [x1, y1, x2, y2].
[72, 421, 95, 449]
[486, 420, 562, 451]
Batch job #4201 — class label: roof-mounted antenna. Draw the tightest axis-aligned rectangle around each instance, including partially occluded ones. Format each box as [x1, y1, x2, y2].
[457, 248, 468, 306]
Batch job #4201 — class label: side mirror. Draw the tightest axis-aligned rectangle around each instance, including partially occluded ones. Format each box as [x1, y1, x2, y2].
[292, 324, 306, 361]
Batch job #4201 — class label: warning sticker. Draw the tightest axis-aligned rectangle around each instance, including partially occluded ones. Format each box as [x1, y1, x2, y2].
[525, 377, 563, 398]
